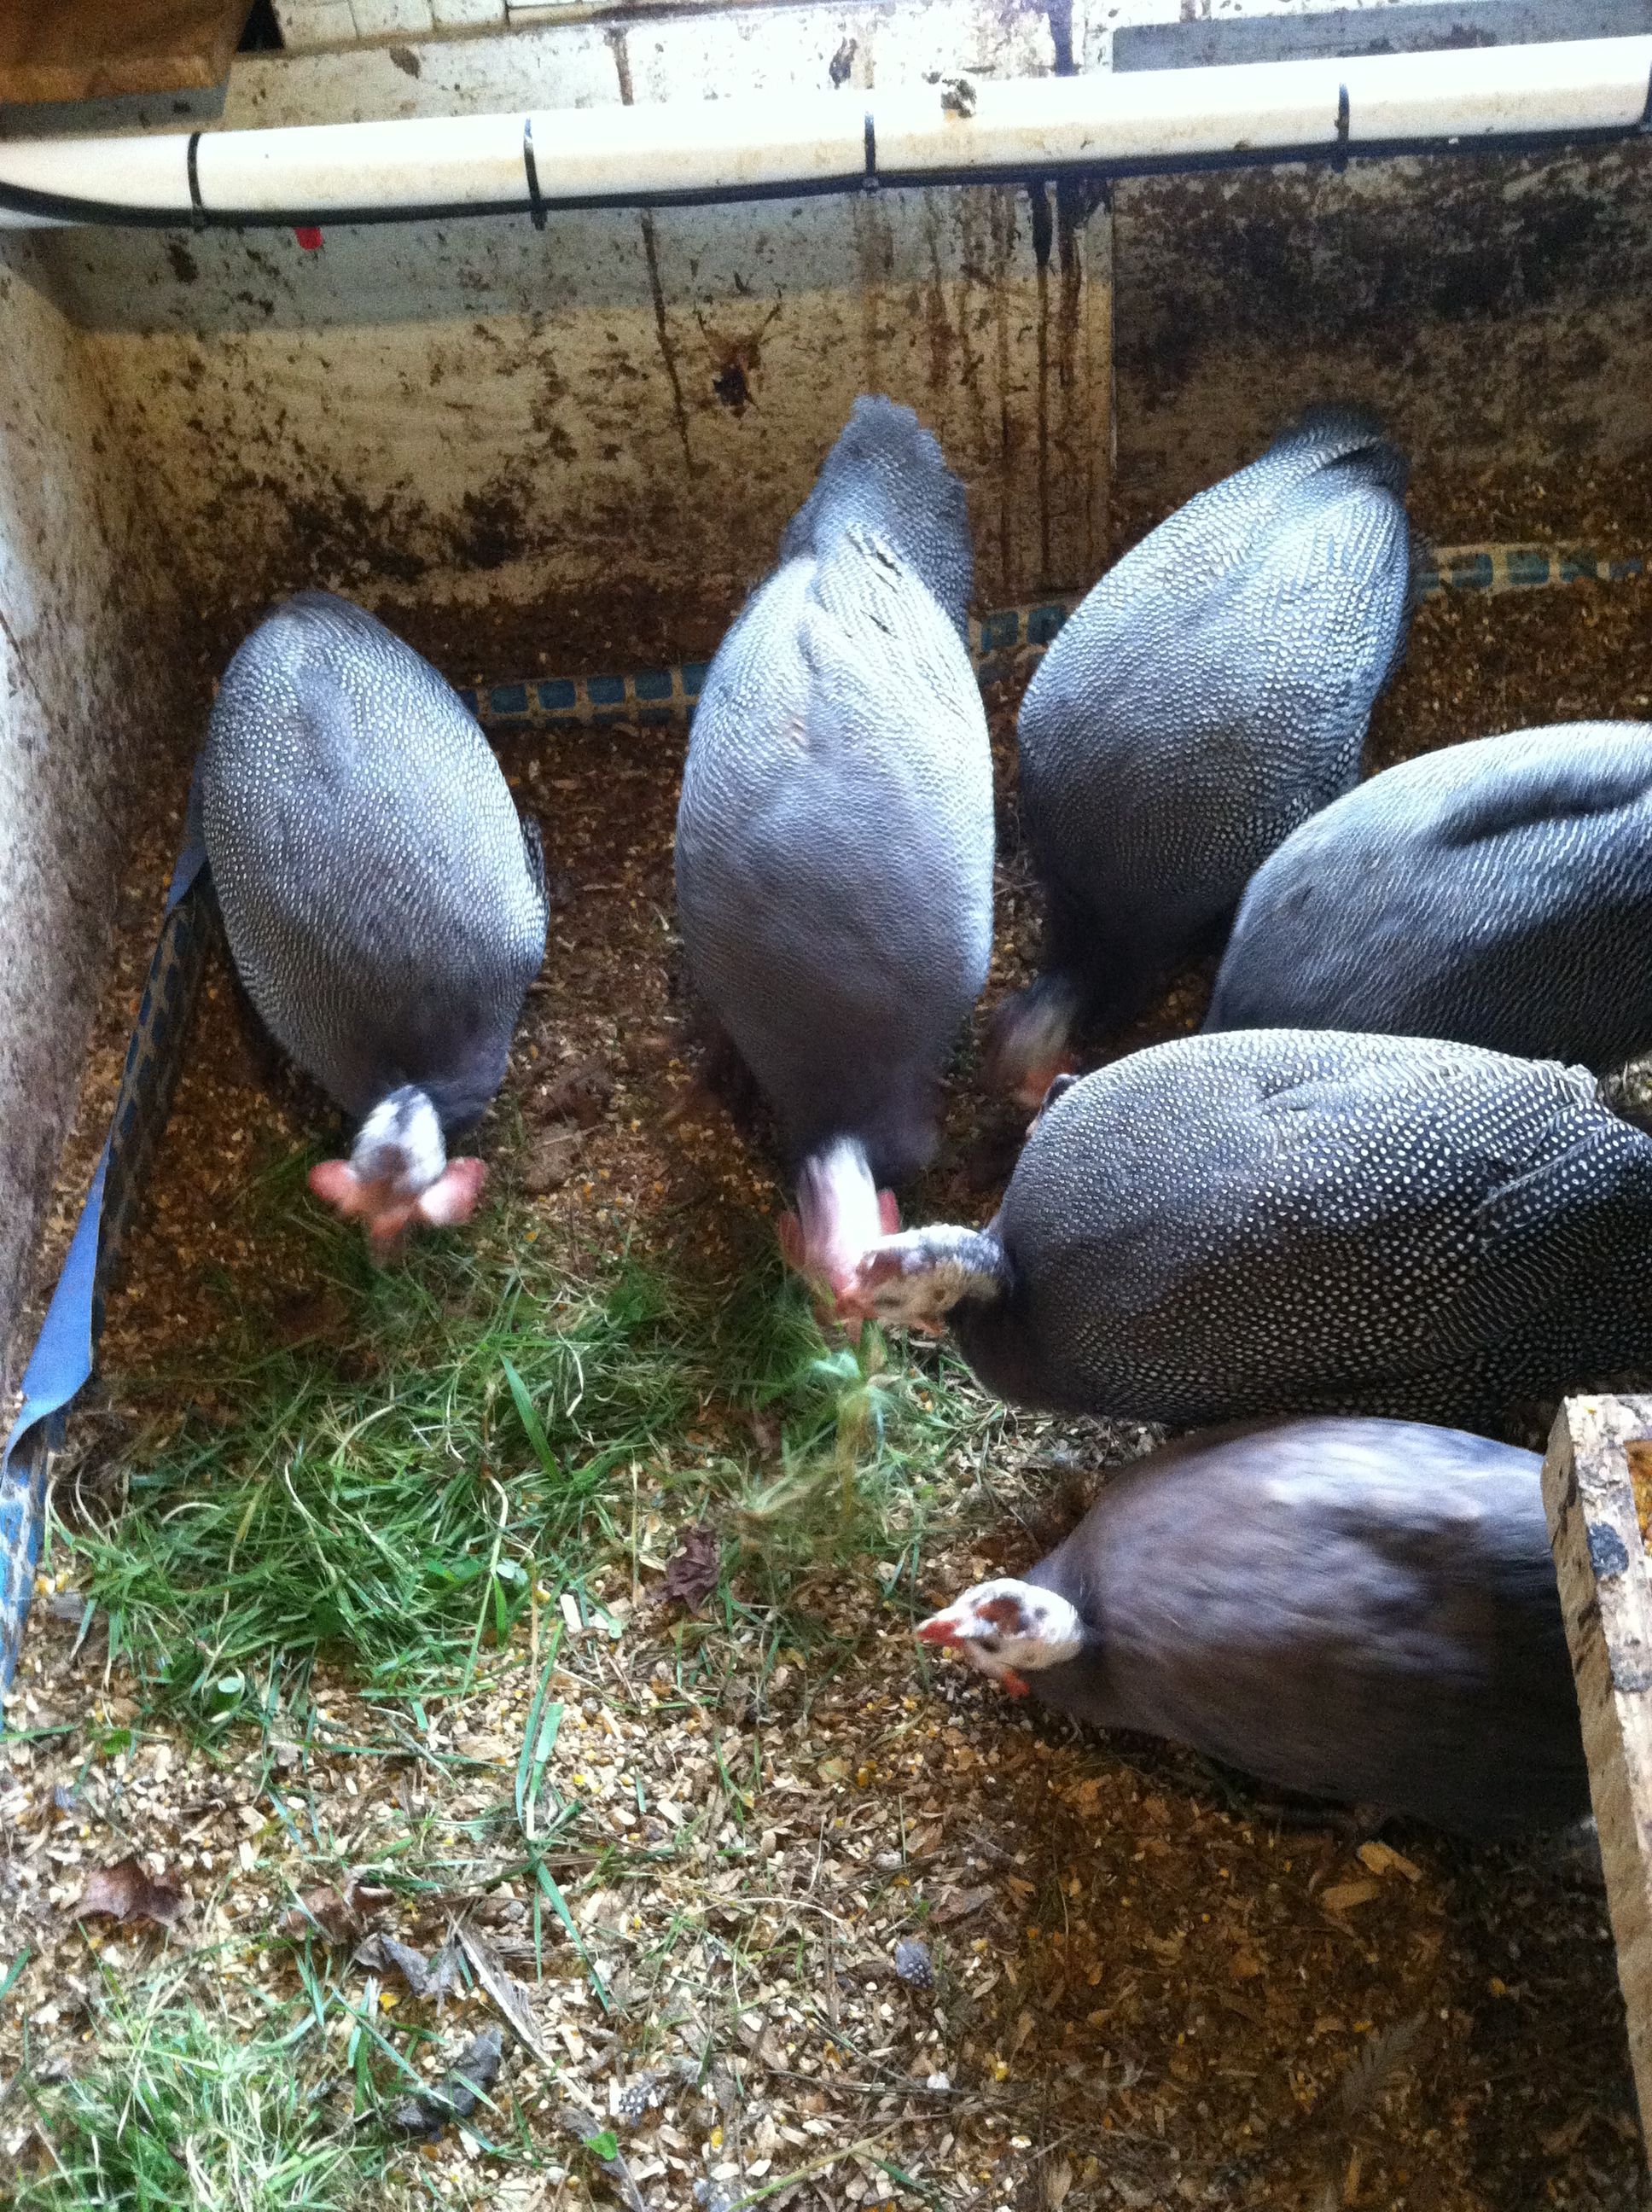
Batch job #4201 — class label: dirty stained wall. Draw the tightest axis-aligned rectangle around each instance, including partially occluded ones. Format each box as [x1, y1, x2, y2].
[0, 248, 177, 1397]
[31, 180, 1111, 669]
[10, 0, 1110, 669]
[1112, 141, 1652, 553]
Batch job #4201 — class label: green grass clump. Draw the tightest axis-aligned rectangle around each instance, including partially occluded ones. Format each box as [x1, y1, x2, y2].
[63, 1224, 701, 1727]
[18, 1982, 376, 2212]
[55, 1187, 998, 1730]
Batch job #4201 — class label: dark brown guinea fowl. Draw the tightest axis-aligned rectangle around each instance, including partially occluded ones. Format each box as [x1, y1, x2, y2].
[918, 1417, 1590, 1840]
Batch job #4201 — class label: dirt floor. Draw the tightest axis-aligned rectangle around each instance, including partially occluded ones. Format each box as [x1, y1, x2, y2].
[7, 567, 1652, 2211]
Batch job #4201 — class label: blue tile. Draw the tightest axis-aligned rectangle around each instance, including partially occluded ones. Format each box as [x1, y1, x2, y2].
[1028, 604, 1068, 644]
[1609, 557, 1646, 582]
[456, 687, 479, 715]
[537, 678, 578, 713]
[489, 683, 529, 716]
[1559, 550, 1602, 584]
[638, 705, 675, 727]
[588, 675, 626, 706]
[682, 662, 710, 697]
[1504, 550, 1550, 588]
[979, 610, 1018, 651]
[1445, 553, 1494, 591]
[635, 668, 673, 701]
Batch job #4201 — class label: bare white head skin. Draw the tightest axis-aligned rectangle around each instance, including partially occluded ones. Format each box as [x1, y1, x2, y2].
[308, 1086, 486, 1251]
[777, 1138, 899, 1312]
[917, 1577, 1085, 1698]
[840, 1225, 1005, 1335]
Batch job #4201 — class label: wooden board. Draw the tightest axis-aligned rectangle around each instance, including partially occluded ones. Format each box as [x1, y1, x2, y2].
[0, 2, 253, 106]
[1543, 1394, 1652, 2166]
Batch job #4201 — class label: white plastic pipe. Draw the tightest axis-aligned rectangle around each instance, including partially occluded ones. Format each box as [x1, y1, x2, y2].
[0, 32, 1646, 230]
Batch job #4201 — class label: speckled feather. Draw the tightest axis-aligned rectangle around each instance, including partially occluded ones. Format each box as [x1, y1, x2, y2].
[1208, 719, 1652, 1069]
[1024, 1418, 1588, 1839]
[199, 591, 547, 1129]
[674, 399, 993, 1179]
[955, 1027, 1652, 1428]
[1016, 408, 1411, 1022]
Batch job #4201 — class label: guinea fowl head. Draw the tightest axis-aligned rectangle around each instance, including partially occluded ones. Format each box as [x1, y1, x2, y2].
[307, 1086, 486, 1252]
[777, 1138, 899, 1318]
[839, 1224, 1008, 1335]
[917, 1577, 1085, 1697]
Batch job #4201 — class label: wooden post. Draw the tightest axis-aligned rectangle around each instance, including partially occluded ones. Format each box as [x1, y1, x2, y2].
[1543, 1394, 1652, 2163]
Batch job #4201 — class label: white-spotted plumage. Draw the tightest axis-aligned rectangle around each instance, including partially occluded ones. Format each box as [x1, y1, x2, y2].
[854, 1027, 1652, 1429]
[1209, 719, 1652, 1068]
[922, 1419, 1591, 1839]
[1003, 409, 1411, 1057]
[199, 591, 547, 1179]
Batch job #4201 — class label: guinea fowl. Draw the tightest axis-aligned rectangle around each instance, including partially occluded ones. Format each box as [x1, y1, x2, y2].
[992, 407, 1411, 1104]
[843, 1027, 1652, 1429]
[918, 1417, 1589, 1840]
[197, 591, 548, 1249]
[673, 396, 993, 1300]
[1207, 720, 1652, 1070]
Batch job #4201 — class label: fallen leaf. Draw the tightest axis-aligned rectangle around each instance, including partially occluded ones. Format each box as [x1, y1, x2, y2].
[1335, 2012, 1428, 2121]
[541, 1058, 614, 1127]
[931, 1884, 995, 1925]
[71, 1856, 184, 1930]
[356, 1932, 461, 1999]
[661, 1526, 721, 1610]
[522, 1127, 583, 1196]
[269, 1286, 349, 1348]
[279, 1887, 355, 1943]
[1045, 2158, 1074, 2209]
[388, 2025, 504, 2139]
[457, 1924, 559, 2073]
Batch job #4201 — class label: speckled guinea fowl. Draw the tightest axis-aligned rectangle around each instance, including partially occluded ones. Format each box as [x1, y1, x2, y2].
[197, 590, 548, 1245]
[1207, 720, 1652, 1071]
[845, 1027, 1652, 1429]
[673, 396, 993, 1297]
[919, 1418, 1589, 1840]
[993, 408, 1411, 1103]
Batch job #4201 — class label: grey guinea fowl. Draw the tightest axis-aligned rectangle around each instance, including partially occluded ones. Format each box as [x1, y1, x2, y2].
[918, 1417, 1589, 1840]
[843, 1027, 1652, 1430]
[673, 396, 993, 1297]
[1207, 720, 1652, 1071]
[198, 590, 548, 1247]
[992, 407, 1411, 1104]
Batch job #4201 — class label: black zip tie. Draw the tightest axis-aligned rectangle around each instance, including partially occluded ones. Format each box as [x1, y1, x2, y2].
[522, 114, 547, 230]
[185, 131, 207, 229]
[1333, 83, 1350, 172]
[864, 110, 878, 191]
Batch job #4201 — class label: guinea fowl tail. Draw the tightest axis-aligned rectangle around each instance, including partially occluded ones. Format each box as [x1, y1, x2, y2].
[777, 396, 972, 637]
[1281, 403, 1410, 495]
